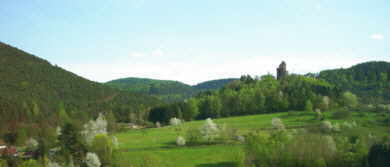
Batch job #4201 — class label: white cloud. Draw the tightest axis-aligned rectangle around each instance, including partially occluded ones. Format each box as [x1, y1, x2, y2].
[370, 34, 384, 40]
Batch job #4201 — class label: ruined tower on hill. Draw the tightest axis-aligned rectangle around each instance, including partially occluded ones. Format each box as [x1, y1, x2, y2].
[277, 61, 288, 80]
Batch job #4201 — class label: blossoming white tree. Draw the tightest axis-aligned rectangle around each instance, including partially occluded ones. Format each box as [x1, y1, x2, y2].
[47, 160, 61, 167]
[85, 152, 101, 167]
[320, 121, 333, 133]
[26, 138, 38, 151]
[176, 136, 186, 146]
[82, 113, 108, 145]
[169, 117, 181, 126]
[200, 118, 219, 142]
[271, 118, 285, 131]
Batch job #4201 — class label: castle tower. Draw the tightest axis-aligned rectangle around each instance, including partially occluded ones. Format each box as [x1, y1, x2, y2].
[277, 61, 288, 80]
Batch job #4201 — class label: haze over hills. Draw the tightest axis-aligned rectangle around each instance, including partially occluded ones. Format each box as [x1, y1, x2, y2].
[0, 42, 162, 131]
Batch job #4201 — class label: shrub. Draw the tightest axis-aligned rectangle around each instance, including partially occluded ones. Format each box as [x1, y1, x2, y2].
[176, 136, 186, 146]
[82, 113, 108, 145]
[155, 122, 161, 128]
[20, 159, 41, 167]
[320, 121, 333, 133]
[368, 140, 390, 167]
[0, 159, 7, 167]
[85, 152, 101, 167]
[332, 110, 352, 119]
[169, 117, 181, 126]
[271, 118, 285, 131]
[218, 124, 237, 143]
[200, 118, 219, 143]
[186, 128, 202, 145]
[235, 135, 245, 143]
[47, 160, 61, 167]
[91, 135, 116, 166]
[315, 109, 323, 120]
[26, 138, 39, 151]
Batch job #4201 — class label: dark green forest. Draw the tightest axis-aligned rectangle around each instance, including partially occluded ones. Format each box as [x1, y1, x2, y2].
[0, 42, 162, 134]
[318, 61, 390, 104]
[149, 74, 343, 123]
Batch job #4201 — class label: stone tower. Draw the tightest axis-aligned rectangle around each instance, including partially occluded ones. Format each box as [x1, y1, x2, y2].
[277, 61, 288, 80]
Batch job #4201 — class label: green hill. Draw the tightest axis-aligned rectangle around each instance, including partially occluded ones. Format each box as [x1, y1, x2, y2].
[318, 61, 390, 103]
[0, 42, 162, 132]
[105, 77, 199, 102]
[105, 78, 238, 102]
[193, 78, 238, 90]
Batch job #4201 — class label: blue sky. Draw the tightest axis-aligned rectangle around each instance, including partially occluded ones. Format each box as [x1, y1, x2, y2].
[1, 0, 388, 85]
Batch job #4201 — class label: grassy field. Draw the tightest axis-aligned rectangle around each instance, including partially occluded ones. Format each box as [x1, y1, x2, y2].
[114, 111, 390, 167]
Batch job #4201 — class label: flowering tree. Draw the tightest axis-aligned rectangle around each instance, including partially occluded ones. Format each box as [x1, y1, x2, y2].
[85, 152, 101, 167]
[200, 118, 219, 142]
[25, 138, 38, 151]
[47, 160, 62, 167]
[176, 136, 186, 146]
[320, 121, 333, 133]
[169, 117, 181, 126]
[271, 118, 285, 131]
[82, 113, 108, 145]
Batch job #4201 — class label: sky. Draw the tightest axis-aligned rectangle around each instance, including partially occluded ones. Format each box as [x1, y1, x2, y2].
[0, 0, 388, 85]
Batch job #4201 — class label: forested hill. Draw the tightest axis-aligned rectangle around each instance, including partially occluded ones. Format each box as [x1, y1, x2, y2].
[193, 78, 238, 90]
[0, 42, 162, 132]
[318, 61, 390, 103]
[105, 78, 238, 102]
[105, 77, 199, 102]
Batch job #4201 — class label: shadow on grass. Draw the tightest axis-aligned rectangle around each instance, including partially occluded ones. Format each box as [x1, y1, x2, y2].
[196, 162, 237, 167]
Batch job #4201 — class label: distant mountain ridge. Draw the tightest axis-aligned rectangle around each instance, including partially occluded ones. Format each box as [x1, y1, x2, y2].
[105, 77, 238, 101]
[193, 78, 238, 90]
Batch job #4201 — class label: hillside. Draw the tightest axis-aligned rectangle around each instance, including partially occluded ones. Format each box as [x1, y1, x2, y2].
[105, 78, 238, 102]
[193, 78, 238, 90]
[0, 42, 162, 132]
[105, 77, 199, 102]
[318, 61, 390, 103]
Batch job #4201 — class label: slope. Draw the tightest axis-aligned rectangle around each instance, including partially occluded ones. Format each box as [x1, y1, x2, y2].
[193, 78, 238, 90]
[0, 42, 162, 132]
[318, 61, 390, 103]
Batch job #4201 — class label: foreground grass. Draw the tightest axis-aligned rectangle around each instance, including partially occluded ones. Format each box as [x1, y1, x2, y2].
[115, 111, 390, 167]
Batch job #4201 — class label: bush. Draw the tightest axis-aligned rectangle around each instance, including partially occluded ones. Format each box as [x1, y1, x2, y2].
[26, 138, 39, 151]
[155, 122, 161, 128]
[200, 118, 219, 143]
[85, 152, 101, 167]
[315, 109, 324, 120]
[20, 159, 41, 167]
[0, 159, 7, 167]
[176, 136, 186, 146]
[244, 132, 369, 167]
[169, 117, 181, 126]
[91, 135, 116, 166]
[186, 128, 202, 145]
[368, 141, 390, 167]
[332, 110, 352, 119]
[271, 118, 285, 131]
[320, 121, 333, 133]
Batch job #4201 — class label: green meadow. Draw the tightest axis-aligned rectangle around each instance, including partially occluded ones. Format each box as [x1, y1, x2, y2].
[115, 111, 390, 167]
